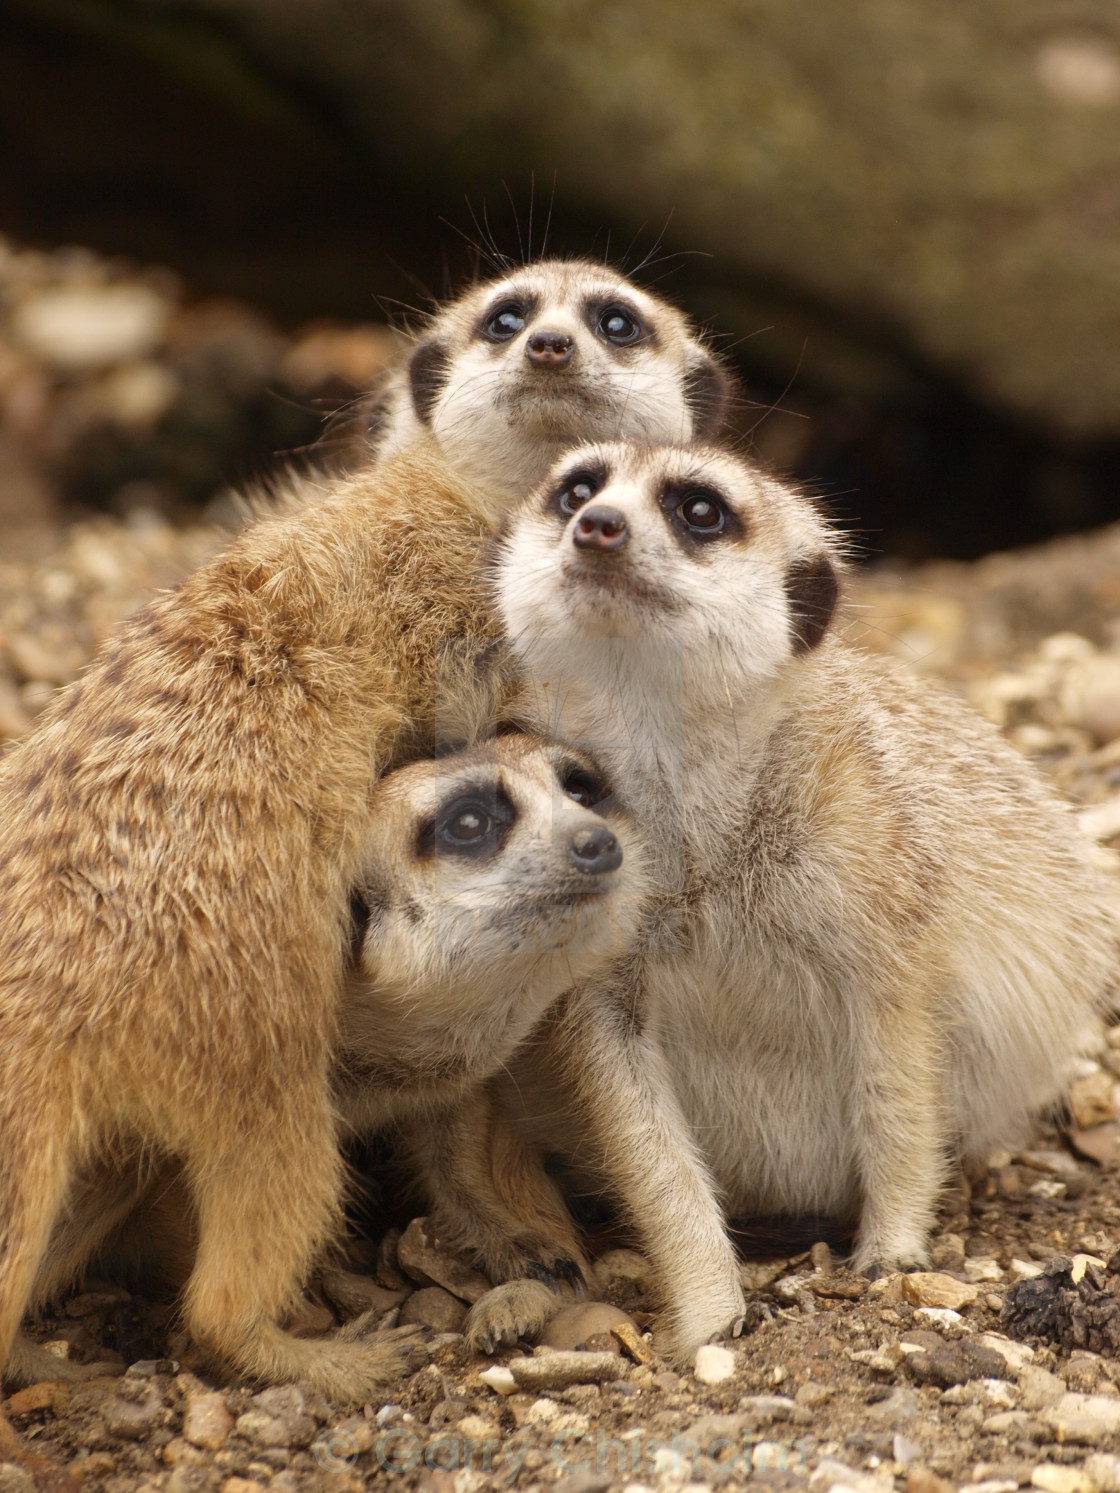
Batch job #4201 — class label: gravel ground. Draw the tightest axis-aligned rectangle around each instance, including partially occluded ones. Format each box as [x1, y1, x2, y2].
[5, 236, 1120, 1493]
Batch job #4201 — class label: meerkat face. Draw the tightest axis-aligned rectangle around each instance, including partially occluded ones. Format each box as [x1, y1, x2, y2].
[346, 733, 644, 1049]
[496, 442, 842, 702]
[392, 260, 728, 498]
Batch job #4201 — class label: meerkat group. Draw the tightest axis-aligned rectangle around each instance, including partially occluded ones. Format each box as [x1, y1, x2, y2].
[0, 260, 716, 1394]
[2, 254, 1115, 1397]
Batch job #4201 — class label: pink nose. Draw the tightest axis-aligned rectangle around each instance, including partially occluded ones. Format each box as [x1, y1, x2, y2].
[526, 331, 574, 368]
[573, 507, 629, 552]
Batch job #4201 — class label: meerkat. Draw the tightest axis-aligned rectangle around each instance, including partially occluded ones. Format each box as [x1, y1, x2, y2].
[412, 439, 1117, 1363]
[0, 440, 523, 1400]
[12, 733, 643, 1384]
[370, 258, 729, 502]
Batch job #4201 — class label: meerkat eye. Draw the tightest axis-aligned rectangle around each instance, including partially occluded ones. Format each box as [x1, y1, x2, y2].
[483, 303, 526, 341]
[561, 764, 608, 807]
[439, 801, 493, 848]
[555, 469, 603, 517]
[677, 489, 728, 536]
[597, 305, 641, 345]
[423, 789, 513, 858]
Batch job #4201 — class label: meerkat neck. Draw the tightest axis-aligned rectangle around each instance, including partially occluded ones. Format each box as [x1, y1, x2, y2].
[518, 636, 793, 858]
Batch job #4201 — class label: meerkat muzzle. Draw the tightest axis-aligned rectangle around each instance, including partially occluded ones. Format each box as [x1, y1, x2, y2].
[573, 506, 629, 552]
[569, 824, 623, 875]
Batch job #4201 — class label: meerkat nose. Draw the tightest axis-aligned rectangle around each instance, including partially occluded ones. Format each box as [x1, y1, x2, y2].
[526, 330, 575, 368]
[569, 825, 623, 875]
[572, 506, 629, 552]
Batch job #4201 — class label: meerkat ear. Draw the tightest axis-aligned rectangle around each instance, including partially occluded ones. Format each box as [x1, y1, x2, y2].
[348, 885, 385, 965]
[408, 334, 452, 425]
[684, 348, 731, 438]
[785, 553, 839, 655]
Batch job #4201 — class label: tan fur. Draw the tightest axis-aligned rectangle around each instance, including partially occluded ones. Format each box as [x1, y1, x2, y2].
[14, 734, 644, 1381]
[0, 441, 516, 1400]
[418, 440, 1118, 1364]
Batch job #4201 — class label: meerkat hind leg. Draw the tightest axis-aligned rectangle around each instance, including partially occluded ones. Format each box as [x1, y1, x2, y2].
[418, 1088, 590, 1290]
[183, 1099, 423, 1403]
[7, 1165, 156, 1388]
[0, 1111, 76, 1390]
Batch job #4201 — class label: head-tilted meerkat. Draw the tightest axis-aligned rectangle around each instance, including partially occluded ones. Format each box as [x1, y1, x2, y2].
[335, 733, 645, 1133]
[377, 262, 729, 502]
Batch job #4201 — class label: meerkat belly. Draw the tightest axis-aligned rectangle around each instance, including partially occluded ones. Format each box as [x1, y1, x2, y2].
[647, 948, 862, 1220]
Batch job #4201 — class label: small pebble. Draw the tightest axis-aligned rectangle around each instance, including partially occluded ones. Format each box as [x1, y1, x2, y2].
[692, 1344, 736, 1385]
[1032, 1467, 1097, 1493]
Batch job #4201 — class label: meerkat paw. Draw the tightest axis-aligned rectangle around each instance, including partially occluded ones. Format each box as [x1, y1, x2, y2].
[465, 1279, 565, 1356]
[653, 1278, 749, 1367]
[218, 1319, 428, 1405]
[850, 1231, 930, 1279]
[4, 1333, 125, 1389]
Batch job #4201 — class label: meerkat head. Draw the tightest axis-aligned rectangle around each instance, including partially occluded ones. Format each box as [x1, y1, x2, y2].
[380, 260, 729, 501]
[344, 733, 645, 1070]
[495, 441, 843, 712]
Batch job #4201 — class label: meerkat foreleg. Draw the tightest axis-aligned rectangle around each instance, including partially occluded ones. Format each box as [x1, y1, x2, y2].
[847, 979, 945, 1275]
[562, 990, 746, 1361]
[463, 978, 746, 1365]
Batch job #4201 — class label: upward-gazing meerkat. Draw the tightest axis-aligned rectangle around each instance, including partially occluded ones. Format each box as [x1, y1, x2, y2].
[0, 440, 521, 1402]
[411, 439, 1118, 1363]
[371, 258, 729, 502]
[11, 733, 643, 1386]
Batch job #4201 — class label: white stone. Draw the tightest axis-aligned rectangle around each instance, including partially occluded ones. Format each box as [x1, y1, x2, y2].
[1083, 1453, 1120, 1493]
[1032, 1466, 1097, 1493]
[1020, 1366, 1066, 1411]
[965, 1259, 1005, 1284]
[976, 1333, 1035, 1371]
[1010, 1259, 1045, 1281]
[809, 1458, 891, 1493]
[10, 284, 170, 369]
[693, 1344, 736, 1384]
[478, 1366, 517, 1396]
[913, 1307, 963, 1327]
[1044, 1392, 1120, 1444]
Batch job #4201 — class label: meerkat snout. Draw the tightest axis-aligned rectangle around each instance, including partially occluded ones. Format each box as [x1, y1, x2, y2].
[526, 330, 575, 368]
[569, 823, 622, 874]
[573, 506, 629, 552]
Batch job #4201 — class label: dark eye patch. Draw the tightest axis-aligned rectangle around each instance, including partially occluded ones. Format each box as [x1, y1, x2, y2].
[587, 296, 656, 350]
[546, 459, 610, 521]
[417, 783, 515, 860]
[660, 479, 743, 548]
[560, 759, 610, 809]
[478, 292, 541, 343]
